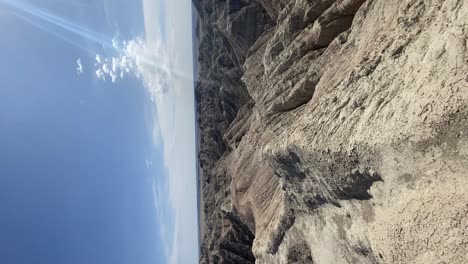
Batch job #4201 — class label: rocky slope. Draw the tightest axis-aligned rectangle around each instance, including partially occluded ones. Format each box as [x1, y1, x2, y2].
[194, 0, 468, 263]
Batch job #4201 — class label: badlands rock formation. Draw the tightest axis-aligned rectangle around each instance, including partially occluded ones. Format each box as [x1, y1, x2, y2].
[194, 0, 468, 263]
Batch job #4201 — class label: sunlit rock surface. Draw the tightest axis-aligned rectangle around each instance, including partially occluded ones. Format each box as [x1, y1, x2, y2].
[194, 0, 468, 263]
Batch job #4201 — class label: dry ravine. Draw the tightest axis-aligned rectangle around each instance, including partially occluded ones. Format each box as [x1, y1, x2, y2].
[194, 0, 468, 263]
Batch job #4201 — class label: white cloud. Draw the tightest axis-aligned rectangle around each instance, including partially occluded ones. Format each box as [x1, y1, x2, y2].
[91, 35, 185, 105]
[112, 57, 118, 73]
[95, 54, 102, 64]
[102, 63, 110, 74]
[76, 58, 83, 75]
[95, 68, 105, 80]
[112, 37, 119, 49]
[109, 71, 117, 83]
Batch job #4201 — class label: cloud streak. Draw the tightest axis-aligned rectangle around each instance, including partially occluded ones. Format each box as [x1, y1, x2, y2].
[76, 58, 83, 75]
[139, 0, 200, 263]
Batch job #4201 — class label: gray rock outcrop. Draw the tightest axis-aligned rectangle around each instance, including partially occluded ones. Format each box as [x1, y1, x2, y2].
[195, 0, 468, 263]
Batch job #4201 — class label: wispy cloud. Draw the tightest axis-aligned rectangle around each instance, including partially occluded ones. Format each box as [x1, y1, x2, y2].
[139, 0, 199, 262]
[76, 58, 83, 75]
[145, 159, 153, 169]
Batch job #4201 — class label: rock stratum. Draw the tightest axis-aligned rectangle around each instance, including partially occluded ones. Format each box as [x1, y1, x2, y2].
[194, 0, 468, 263]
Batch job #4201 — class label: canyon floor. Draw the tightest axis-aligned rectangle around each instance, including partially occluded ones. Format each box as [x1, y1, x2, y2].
[194, 0, 468, 263]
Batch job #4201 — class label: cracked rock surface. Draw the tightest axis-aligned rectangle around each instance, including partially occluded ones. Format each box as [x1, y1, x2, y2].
[194, 0, 468, 263]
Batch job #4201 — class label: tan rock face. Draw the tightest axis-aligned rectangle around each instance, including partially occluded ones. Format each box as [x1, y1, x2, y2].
[195, 0, 468, 263]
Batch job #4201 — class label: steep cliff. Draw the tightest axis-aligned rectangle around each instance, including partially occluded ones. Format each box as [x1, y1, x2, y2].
[195, 0, 468, 263]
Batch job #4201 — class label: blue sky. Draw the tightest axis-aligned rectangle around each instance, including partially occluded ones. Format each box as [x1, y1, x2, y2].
[0, 0, 198, 263]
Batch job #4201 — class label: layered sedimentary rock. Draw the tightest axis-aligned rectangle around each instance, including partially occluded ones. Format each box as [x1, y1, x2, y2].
[195, 0, 468, 263]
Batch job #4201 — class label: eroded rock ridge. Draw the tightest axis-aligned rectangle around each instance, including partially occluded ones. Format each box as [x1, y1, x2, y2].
[195, 0, 468, 263]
